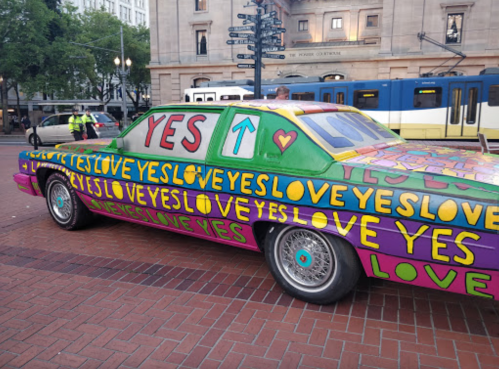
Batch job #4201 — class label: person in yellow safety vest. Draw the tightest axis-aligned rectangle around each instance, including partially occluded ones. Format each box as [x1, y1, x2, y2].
[68, 109, 84, 141]
[82, 109, 98, 139]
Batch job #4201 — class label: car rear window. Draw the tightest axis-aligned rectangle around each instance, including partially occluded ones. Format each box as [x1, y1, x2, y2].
[92, 113, 116, 123]
[296, 112, 398, 155]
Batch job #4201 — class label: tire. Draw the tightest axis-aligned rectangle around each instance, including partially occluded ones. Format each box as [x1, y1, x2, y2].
[29, 134, 42, 147]
[264, 225, 361, 305]
[45, 172, 93, 230]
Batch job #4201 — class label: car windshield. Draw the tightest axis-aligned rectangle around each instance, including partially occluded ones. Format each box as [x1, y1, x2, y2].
[296, 112, 399, 155]
[92, 113, 116, 123]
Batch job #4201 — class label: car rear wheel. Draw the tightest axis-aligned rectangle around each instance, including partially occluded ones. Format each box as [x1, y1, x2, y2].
[45, 172, 93, 230]
[29, 134, 42, 147]
[264, 225, 361, 305]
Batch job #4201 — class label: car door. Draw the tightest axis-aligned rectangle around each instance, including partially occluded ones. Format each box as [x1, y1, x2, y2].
[56, 114, 75, 142]
[37, 116, 59, 142]
[95, 107, 224, 239]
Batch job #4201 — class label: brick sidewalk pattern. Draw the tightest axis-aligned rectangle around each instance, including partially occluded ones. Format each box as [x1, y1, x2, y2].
[1, 145, 499, 369]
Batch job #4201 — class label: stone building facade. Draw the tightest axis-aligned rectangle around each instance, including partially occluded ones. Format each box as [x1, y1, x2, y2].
[148, 0, 499, 105]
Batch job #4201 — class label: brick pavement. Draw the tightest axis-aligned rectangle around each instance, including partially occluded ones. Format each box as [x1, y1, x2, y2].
[1, 144, 499, 369]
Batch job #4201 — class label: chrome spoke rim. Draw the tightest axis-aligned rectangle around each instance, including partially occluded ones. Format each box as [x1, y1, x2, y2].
[50, 183, 72, 222]
[277, 229, 334, 289]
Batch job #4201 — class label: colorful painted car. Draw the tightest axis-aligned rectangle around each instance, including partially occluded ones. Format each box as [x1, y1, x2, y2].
[13, 100, 499, 304]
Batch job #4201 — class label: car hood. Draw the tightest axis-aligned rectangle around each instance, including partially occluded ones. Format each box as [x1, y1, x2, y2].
[54, 139, 114, 154]
[345, 142, 499, 187]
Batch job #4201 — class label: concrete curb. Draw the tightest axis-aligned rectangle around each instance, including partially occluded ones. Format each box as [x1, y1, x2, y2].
[0, 134, 26, 142]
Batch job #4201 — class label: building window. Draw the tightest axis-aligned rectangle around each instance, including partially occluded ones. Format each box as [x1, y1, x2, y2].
[298, 20, 308, 32]
[105, 1, 114, 12]
[446, 13, 463, 44]
[120, 6, 131, 22]
[366, 15, 378, 28]
[196, 31, 207, 55]
[195, 0, 206, 11]
[135, 11, 145, 25]
[193, 78, 210, 87]
[331, 18, 342, 29]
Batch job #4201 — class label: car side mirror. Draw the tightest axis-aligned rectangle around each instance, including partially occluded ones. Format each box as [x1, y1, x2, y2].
[116, 137, 125, 151]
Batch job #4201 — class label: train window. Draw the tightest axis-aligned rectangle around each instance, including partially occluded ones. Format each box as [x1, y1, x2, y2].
[467, 88, 478, 124]
[413, 88, 442, 108]
[489, 85, 499, 106]
[322, 93, 331, 103]
[243, 94, 255, 100]
[450, 88, 462, 124]
[221, 95, 241, 100]
[291, 92, 315, 101]
[185, 94, 190, 102]
[336, 93, 345, 105]
[267, 94, 277, 99]
[207, 97, 214, 101]
[353, 90, 379, 109]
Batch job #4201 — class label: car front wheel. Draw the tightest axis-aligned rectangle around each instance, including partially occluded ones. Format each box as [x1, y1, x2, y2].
[29, 134, 42, 147]
[264, 225, 361, 305]
[45, 172, 93, 230]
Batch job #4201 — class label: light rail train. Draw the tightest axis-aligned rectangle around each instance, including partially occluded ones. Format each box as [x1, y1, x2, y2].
[184, 70, 499, 139]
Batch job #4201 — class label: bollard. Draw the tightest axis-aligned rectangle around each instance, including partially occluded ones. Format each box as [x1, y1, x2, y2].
[33, 126, 38, 150]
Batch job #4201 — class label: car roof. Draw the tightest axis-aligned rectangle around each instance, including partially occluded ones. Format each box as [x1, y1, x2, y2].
[157, 100, 360, 116]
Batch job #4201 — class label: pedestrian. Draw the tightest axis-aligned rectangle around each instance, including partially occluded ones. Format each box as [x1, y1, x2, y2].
[68, 109, 84, 141]
[82, 109, 98, 139]
[20, 115, 31, 133]
[276, 86, 290, 100]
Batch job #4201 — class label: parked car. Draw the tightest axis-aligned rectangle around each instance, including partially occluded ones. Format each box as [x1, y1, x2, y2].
[13, 100, 499, 304]
[25, 111, 121, 146]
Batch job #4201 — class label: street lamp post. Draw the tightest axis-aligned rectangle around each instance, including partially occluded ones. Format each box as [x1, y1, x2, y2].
[143, 94, 150, 108]
[114, 26, 132, 128]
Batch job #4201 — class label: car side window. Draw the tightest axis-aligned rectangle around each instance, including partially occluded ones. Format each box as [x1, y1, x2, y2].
[122, 110, 221, 161]
[43, 117, 58, 127]
[222, 114, 260, 159]
[59, 115, 70, 125]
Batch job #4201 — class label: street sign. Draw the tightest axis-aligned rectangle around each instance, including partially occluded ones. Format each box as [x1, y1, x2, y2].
[261, 38, 281, 45]
[262, 53, 285, 59]
[237, 64, 255, 69]
[261, 29, 283, 38]
[228, 26, 254, 32]
[242, 19, 256, 25]
[262, 46, 285, 52]
[261, 11, 277, 19]
[238, 14, 257, 22]
[227, 39, 255, 45]
[229, 32, 255, 39]
[237, 54, 256, 60]
[247, 45, 256, 52]
[262, 18, 282, 25]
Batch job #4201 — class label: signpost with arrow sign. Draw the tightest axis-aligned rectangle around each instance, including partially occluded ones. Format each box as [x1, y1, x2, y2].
[228, 0, 286, 99]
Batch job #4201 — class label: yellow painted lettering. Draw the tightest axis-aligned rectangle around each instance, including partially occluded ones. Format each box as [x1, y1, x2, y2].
[293, 207, 307, 225]
[93, 178, 102, 197]
[136, 185, 146, 206]
[255, 174, 269, 196]
[307, 181, 330, 204]
[94, 155, 102, 174]
[235, 197, 250, 221]
[332, 212, 357, 237]
[76, 156, 85, 172]
[268, 202, 278, 221]
[147, 162, 159, 183]
[360, 215, 380, 249]
[172, 165, 184, 185]
[212, 168, 224, 191]
[432, 229, 452, 262]
[111, 156, 123, 176]
[183, 191, 194, 213]
[76, 173, 84, 190]
[85, 176, 93, 195]
[103, 180, 113, 199]
[137, 161, 149, 182]
[375, 189, 393, 214]
[485, 206, 499, 231]
[171, 189, 181, 210]
[461, 202, 483, 227]
[121, 158, 134, 180]
[352, 187, 374, 210]
[396, 193, 419, 217]
[271, 177, 283, 198]
[126, 182, 136, 202]
[330, 185, 347, 207]
[255, 200, 265, 218]
[215, 195, 232, 217]
[454, 232, 478, 266]
[421, 195, 436, 220]
[198, 169, 212, 189]
[160, 188, 171, 210]
[227, 171, 240, 191]
[395, 221, 429, 255]
[240, 173, 254, 195]
[278, 204, 287, 223]
[147, 186, 159, 208]
[159, 163, 172, 183]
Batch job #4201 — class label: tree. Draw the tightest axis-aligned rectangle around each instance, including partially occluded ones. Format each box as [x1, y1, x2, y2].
[124, 25, 151, 111]
[0, 0, 51, 133]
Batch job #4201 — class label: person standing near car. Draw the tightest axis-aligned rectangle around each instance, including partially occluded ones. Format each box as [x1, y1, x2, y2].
[82, 109, 98, 139]
[21, 115, 31, 133]
[276, 86, 290, 100]
[68, 109, 84, 141]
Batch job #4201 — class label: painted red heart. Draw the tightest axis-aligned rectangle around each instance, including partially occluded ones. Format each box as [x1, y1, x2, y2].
[273, 129, 298, 153]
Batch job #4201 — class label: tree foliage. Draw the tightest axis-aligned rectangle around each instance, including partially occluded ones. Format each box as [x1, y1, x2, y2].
[0, 0, 151, 132]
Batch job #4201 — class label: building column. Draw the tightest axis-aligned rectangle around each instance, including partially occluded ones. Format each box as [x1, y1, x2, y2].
[349, 9, 359, 42]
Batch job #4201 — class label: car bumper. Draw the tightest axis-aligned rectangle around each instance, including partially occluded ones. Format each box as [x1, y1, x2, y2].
[96, 130, 120, 138]
[13, 173, 42, 197]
